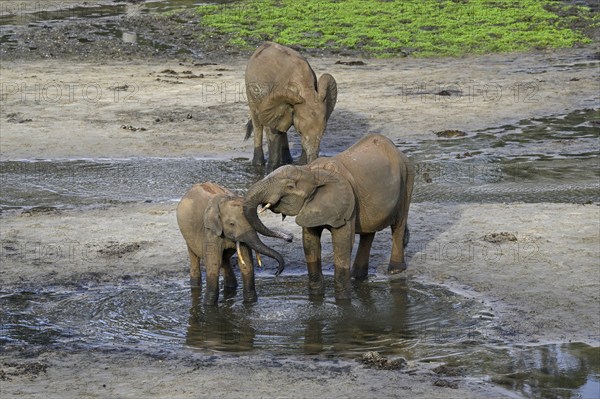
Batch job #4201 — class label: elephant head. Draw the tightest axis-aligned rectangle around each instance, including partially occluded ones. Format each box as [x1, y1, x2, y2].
[258, 74, 337, 164]
[204, 195, 292, 275]
[243, 164, 355, 237]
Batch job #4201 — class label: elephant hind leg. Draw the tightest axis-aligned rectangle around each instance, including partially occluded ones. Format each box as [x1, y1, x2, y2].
[187, 245, 202, 288]
[281, 132, 293, 165]
[221, 250, 238, 290]
[352, 233, 375, 280]
[250, 114, 265, 166]
[389, 222, 408, 274]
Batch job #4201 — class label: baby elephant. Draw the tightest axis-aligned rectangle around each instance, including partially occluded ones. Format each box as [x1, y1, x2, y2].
[176, 182, 292, 305]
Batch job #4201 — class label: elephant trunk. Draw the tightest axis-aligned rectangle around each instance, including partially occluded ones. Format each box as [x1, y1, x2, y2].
[243, 178, 282, 240]
[238, 231, 286, 276]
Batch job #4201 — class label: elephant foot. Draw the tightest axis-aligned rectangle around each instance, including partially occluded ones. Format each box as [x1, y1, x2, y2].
[334, 287, 351, 303]
[243, 289, 258, 303]
[190, 277, 202, 288]
[308, 271, 325, 294]
[203, 293, 219, 306]
[252, 153, 265, 166]
[387, 261, 407, 274]
[351, 266, 369, 281]
[223, 280, 238, 290]
[222, 286, 237, 301]
[281, 151, 293, 165]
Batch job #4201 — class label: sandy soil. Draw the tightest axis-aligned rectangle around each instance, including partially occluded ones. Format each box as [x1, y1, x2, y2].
[1, 45, 599, 398]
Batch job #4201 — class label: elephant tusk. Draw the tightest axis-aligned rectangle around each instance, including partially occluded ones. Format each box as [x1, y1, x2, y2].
[236, 242, 246, 266]
[256, 253, 263, 268]
[258, 203, 272, 214]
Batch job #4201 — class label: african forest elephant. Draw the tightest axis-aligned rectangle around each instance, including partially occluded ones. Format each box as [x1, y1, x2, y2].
[245, 41, 337, 170]
[176, 182, 292, 305]
[243, 134, 414, 300]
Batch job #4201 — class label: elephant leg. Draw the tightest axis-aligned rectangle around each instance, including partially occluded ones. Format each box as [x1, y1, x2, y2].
[251, 115, 265, 166]
[237, 244, 257, 303]
[298, 148, 307, 165]
[331, 223, 355, 301]
[266, 128, 284, 171]
[303, 226, 324, 295]
[221, 250, 238, 290]
[187, 245, 202, 288]
[204, 251, 221, 305]
[352, 233, 375, 280]
[281, 132, 293, 165]
[389, 222, 408, 274]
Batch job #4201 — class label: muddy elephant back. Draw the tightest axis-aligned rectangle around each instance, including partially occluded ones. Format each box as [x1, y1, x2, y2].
[246, 42, 314, 88]
[337, 134, 405, 232]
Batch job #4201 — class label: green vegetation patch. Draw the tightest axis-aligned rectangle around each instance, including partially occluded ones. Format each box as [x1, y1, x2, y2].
[195, 0, 597, 57]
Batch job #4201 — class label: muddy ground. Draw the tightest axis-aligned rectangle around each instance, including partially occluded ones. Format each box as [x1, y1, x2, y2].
[1, 2, 600, 398]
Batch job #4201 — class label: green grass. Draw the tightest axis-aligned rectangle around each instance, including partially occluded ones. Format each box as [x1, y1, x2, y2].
[195, 0, 597, 57]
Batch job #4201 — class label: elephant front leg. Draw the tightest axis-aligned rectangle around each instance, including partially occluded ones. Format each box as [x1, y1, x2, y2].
[352, 233, 375, 280]
[331, 223, 355, 301]
[237, 244, 258, 303]
[187, 245, 202, 288]
[303, 226, 324, 295]
[203, 249, 222, 305]
[266, 128, 284, 171]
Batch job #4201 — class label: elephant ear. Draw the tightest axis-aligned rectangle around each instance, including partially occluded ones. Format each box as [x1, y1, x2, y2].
[296, 170, 354, 229]
[259, 88, 304, 132]
[204, 197, 223, 237]
[318, 73, 337, 121]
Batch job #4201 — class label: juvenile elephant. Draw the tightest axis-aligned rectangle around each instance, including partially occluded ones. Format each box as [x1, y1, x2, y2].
[176, 182, 292, 305]
[245, 41, 337, 170]
[243, 134, 414, 300]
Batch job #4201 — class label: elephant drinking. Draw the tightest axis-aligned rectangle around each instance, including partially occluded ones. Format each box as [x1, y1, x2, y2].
[177, 182, 292, 305]
[243, 134, 414, 300]
[245, 41, 337, 170]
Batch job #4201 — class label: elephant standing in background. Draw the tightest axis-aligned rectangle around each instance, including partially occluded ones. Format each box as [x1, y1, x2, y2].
[243, 134, 414, 300]
[176, 182, 292, 305]
[245, 41, 337, 170]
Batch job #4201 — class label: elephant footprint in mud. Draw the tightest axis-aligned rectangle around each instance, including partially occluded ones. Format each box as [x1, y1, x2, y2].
[176, 182, 292, 305]
[243, 134, 414, 300]
[245, 41, 338, 170]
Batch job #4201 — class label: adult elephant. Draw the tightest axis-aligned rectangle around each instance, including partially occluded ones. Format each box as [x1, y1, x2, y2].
[177, 182, 292, 305]
[245, 41, 337, 170]
[243, 134, 414, 300]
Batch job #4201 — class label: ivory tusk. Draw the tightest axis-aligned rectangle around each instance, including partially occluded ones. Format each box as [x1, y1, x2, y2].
[256, 253, 263, 268]
[236, 242, 246, 266]
[258, 203, 272, 214]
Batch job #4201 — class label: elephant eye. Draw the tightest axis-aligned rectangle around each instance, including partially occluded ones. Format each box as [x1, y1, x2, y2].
[286, 183, 295, 190]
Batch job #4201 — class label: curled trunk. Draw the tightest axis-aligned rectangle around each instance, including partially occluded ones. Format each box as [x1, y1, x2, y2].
[239, 231, 285, 275]
[243, 178, 282, 240]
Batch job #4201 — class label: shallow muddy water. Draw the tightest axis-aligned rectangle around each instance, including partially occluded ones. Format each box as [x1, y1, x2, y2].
[1, 276, 599, 398]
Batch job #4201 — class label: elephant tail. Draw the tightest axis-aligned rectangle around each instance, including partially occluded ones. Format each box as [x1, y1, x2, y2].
[245, 119, 253, 140]
[403, 226, 410, 248]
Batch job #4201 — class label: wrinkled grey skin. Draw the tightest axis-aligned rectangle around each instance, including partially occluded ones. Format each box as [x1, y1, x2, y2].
[176, 182, 292, 305]
[245, 41, 337, 171]
[244, 134, 414, 301]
